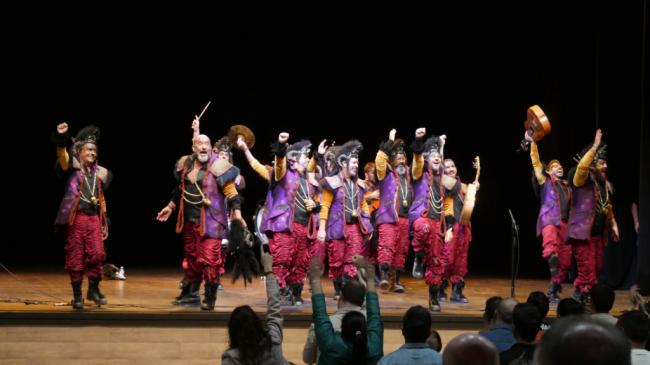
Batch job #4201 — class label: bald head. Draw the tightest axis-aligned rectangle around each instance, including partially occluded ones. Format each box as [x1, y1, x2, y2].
[443, 333, 499, 365]
[192, 134, 212, 163]
[534, 316, 631, 365]
[496, 297, 518, 324]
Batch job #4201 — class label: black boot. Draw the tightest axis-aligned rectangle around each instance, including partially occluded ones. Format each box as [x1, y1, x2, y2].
[86, 277, 108, 306]
[548, 253, 560, 277]
[173, 281, 201, 305]
[392, 268, 405, 293]
[451, 281, 469, 304]
[71, 281, 84, 310]
[200, 282, 218, 311]
[547, 283, 562, 303]
[438, 278, 449, 302]
[412, 252, 425, 279]
[428, 285, 441, 312]
[379, 264, 390, 290]
[291, 282, 304, 306]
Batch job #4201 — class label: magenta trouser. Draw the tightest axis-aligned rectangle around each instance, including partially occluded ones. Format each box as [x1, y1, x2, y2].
[541, 222, 572, 285]
[442, 223, 472, 284]
[412, 216, 444, 286]
[181, 222, 223, 284]
[327, 223, 365, 280]
[570, 235, 604, 293]
[65, 212, 106, 282]
[268, 222, 312, 287]
[377, 217, 410, 269]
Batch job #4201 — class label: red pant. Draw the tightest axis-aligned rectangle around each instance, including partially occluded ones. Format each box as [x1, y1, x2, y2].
[269, 222, 311, 287]
[571, 235, 603, 293]
[378, 217, 410, 269]
[541, 222, 572, 285]
[412, 217, 444, 286]
[65, 212, 106, 282]
[182, 222, 223, 284]
[442, 223, 472, 284]
[310, 240, 327, 268]
[327, 223, 365, 279]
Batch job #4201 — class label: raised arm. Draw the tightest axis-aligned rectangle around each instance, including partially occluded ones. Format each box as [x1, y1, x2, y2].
[273, 133, 289, 182]
[54, 122, 70, 171]
[261, 253, 284, 345]
[573, 129, 602, 187]
[527, 132, 546, 184]
[411, 128, 426, 180]
[376, 129, 396, 181]
[236, 137, 271, 181]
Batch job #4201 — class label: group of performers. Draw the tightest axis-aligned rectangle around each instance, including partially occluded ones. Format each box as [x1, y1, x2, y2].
[52, 111, 618, 313]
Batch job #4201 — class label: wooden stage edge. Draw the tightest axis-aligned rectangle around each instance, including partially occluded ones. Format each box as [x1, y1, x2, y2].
[0, 267, 638, 328]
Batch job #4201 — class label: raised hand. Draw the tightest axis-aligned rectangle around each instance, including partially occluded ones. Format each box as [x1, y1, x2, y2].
[389, 128, 397, 141]
[279, 132, 290, 143]
[593, 129, 603, 148]
[236, 136, 248, 151]
[415, 128, 426, 139]
[57, 122, 69, 134]
[318, 139, 328, 155]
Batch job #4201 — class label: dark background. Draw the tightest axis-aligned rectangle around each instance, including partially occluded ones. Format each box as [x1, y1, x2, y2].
[3, 3, 646, 286]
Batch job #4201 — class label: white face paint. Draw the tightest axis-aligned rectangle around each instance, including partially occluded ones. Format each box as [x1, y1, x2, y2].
[428, 151, 442, 171]
[79, 143, 97, 166]
[347, 157, 359, 177]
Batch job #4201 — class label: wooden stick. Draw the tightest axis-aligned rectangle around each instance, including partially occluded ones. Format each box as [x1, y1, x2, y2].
[197, 101, 211, 120]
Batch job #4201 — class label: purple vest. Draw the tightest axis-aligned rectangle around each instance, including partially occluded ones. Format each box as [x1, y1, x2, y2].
[376, 170, 411, 225]
[260, 169, 318, 234]
[324, 176, 374, 240]
[567, 180, 597, 241]
[177, 154, 230, 239]
[409, 169, 440, 223]
[536, 178, 565, 236]
[55, 159, 108, 226]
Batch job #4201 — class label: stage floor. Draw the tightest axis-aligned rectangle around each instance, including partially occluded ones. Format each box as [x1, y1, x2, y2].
[0, 267, 636, 326]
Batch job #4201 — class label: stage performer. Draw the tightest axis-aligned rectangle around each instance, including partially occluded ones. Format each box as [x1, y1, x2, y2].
[375, 128, 412, 293]
[409, 129, 456, 312]
[53, 122, 111, 310]
[236, 132, 320, 306]
[524, 132, 572, 302]
[566, 129, 619, 303]
[317, 140, 374, 300]
[156, 132, 245, 311]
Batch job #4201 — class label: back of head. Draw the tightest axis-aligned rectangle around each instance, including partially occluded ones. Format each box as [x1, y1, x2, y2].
[228, 305, 271, 364]
[534, 316, 631, 365]
[341, 278, 366, 307]
[496, 297, 518, 324]
[512, 303, 542, 343]
[483, 296, 503, 323]
[590, 284, 615, 313]
[557, 298, 585, 317]
[341, 311, 368, 364]
[402, 305, 432, 343]
[617, 310, 650, 346]
[427, 329, 442, 352]
[443, 333, 499, 365]
[527, 291, 550, 320]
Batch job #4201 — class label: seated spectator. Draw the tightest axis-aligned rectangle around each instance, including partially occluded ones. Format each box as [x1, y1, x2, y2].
[534, 315, 631, 365]
[479, 297, 518, 352]
[303, 278, 367, 364]
[222, 253, 290, 365]
[378, 305, 442, 365]
[310, 255, 383, 364]
[483, 296, 503, 329]
[527, 291, 550, 341]
[500, 303, 541, 365]
[617, 310, 650, 365]
[427, 329, 442, 352]
[590, 283, 618, 326]
[556, 298, 585, 318]
[443, 333, 499, 365]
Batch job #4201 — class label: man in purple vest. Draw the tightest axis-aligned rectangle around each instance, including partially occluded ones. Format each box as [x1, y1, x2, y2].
[156, 133, 244, 310]
[236, 132, 320, 305]
[524, 133, 573, 302]
[409, 129, 457, 312]
[54, 123, 112, 310]
[317, 140, 374, 300]
[375, 128, 412, 293]
[566, 129, 620, 303]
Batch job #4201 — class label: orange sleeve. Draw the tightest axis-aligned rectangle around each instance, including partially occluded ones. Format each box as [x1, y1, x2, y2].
[222, 181, 239, 199]
[319, 189, 334, 222]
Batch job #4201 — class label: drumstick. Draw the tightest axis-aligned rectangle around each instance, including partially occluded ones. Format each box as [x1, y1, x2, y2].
[197, 101, 211, 120]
